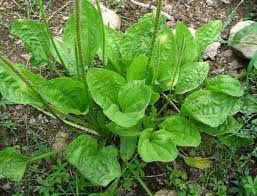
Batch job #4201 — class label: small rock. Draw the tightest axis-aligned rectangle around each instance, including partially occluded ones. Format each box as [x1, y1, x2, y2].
[206, 0, 214, 6]
[0, 2, 8, 11]
[155, 189, 177, 196]
[20, 54, 30, 61]
[223, 49, 233, 58]
[228, 59, 244, 70]
[230, 20, 254, 39]
[91, 1, 121, 30]
[229, 20, 257, 59]
[52, 131, 69, 149]
[203, 42, 221, 60]
[62, 16, 69, 21]
[220, 0, 230, 4]
[163, 4, 173, 14]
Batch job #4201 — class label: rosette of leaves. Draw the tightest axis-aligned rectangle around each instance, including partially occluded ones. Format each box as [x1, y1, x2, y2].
[0, 0, 246, 190]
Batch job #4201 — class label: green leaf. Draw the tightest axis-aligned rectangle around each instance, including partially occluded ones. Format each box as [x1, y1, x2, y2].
[138, 129, 178, 162]
[231, 22, 257, 45]
[63, 0, 103, 66]
[207, 75, 244, 97]
[105, 81, 152, 127]
[87, 68, 126, 110]
[107, 122, 141, 136]
[50, 38, 77, 75]
[161, 115, 201, 147]
[248, 51, 257, 72]
[0, 62, 44, 106]
[181, 90, 242, 127]
[11, 19, 50, 66]
[0, 148, 30, 182]
[195, 20, 222, 53]
[66, 135, 121, 186]
[199, 116, 241, 136]
[126, 55, 148, 81]
[39, 77, 90, 115]
[219, 134, 254, 148]
[175, 62, 209, 94]
[243, 95, 257, 114]
[87, 68, 151, 127]
[120, 136, 138, 162]
[118, 80, 151, 113]
[175, 22, 198, 64]
[183, 157, 212, 170]
[152, 27, 178, 92]
[104, 27, 124, 74]
[120, 13, 165, 63]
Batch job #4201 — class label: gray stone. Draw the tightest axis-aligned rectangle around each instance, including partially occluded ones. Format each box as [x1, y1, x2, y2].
[203, 42, 221, 60]
[229, 20, 257, 59]
[91, 1, 121, 30]
[155, 189, 177, 196]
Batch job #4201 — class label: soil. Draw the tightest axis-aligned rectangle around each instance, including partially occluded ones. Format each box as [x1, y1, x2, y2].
[0, 0, 257, 195]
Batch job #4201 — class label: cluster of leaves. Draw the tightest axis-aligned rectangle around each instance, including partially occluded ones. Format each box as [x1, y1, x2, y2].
[0, 0, 249, 192]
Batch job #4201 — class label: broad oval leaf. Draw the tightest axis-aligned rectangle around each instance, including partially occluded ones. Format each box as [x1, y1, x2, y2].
[104, 80, 152, 127]
[181, 90, 242, 127]
[104, 27, 124, 74]
[40, 77, 90, 115]
[126, 55, 148, 81]
[0, 62, 44, 106]
[50, 38, 77, 75]
[138, 129, 178, 162]
[175, 62, 209, 94]
[199, 116, 241, 136]
[87, 68, 126, 110]
[64, 0, 103, 66]
[207, 75, 244, 97]
[66, 135, 121, 186]
[195, 20, 222, 54]
[11, 19, 50, 66]
[118, 80, 152, 113]
[161, 115, 201, 147]
[87, 68, 152, 127]
[0, 148, 30, 182]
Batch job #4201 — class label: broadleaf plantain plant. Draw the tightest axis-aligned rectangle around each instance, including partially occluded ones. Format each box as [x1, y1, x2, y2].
[0, 0, 248, 192]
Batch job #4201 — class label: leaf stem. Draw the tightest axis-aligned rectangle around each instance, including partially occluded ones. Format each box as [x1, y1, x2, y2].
[35, 106, 99, 136]
[0, 53, 62, 122]
[29, 148, 65, 162]
[136, 176, 153, 196]
[162, 93, 180, 113]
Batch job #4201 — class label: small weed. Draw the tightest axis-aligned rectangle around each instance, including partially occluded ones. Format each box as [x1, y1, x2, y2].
[34, 159, 69, 195]
[120, 159, 146, 191]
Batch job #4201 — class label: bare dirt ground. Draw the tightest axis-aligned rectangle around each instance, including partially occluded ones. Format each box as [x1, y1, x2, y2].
[0, 0, 257, 195]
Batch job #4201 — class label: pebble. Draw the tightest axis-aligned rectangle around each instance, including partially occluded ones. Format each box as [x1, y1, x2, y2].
[206, 0, 214, 7]
[203, 42, 221, 60]
[155, 189, 177, 196]
[220, 0, 230, 4]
